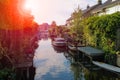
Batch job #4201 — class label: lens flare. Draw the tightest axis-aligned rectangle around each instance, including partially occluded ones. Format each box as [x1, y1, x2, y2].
[24, 0, 32, 10]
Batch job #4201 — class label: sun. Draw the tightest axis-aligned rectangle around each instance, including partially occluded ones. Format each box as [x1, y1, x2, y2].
[24, 0, 33, 10]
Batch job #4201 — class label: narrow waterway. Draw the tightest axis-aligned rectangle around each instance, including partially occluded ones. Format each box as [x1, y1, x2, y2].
[33, 38, 120, 80]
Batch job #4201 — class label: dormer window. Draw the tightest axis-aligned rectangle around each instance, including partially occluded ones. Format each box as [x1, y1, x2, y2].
[112, 0, 116, 1]
[98, 0, 102, 5]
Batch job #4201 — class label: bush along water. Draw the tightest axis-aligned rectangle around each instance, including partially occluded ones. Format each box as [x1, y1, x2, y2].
[83, 12, 120, 65]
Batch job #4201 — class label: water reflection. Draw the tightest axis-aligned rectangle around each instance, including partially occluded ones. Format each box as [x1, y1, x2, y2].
[39, 32, 49, 40]
[34, 39, 120, 80]
[64, 52, 86, 80]
[34, 39, 73, 80]
[70, 64, 86, 80]
[52, 46, 67, 53]
[65, 51, 120, 80]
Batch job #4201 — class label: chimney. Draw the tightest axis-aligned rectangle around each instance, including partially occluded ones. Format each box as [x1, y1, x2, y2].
[98, 0, 102, 5]
[87, 5, 90, 9]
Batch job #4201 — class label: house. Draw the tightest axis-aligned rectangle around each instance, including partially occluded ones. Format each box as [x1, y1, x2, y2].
[91, 0, 120, 50]
[82, 0, 102, 18]
[92, 0, 120, 16]
[66, 0, 103, 26]
[65, 0, 120, 26]
[66, 0, 120, 25]
[39, 23, 50, 32]
[65, 17, 73, 28]
[65, 0, 120, 50]
[82, 0, 120, 17]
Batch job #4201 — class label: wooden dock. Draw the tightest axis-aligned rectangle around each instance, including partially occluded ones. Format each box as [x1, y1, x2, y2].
[92, 61, 120, 73]
[78, 46, 104, 57]
[14, 62, 33, 68]
[15, 62, 33, 80]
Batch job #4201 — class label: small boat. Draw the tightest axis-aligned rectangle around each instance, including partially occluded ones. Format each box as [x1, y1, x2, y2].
[68, 42, 85, 51]
[68, 43, 78, 51]
[52, 38, 66, 47]
[92, 61, 120, 73]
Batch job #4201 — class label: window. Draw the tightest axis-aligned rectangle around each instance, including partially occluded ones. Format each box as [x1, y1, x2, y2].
[112, 0, 116, 2]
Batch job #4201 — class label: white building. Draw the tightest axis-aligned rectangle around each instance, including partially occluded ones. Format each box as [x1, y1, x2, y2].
[92, 0, 120, 16]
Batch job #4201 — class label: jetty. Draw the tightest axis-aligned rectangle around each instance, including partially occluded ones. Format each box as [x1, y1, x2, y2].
[92, 61, 120, 73]
[78, 46, 104, 60]
[14, 62, 33, 68]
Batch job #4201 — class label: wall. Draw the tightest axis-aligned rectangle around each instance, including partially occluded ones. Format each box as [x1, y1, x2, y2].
[116, 28, 120, 50]
[98, 4, 120, 16]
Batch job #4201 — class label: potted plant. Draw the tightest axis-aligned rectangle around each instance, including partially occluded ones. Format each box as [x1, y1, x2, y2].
[116, 51, 120, 67]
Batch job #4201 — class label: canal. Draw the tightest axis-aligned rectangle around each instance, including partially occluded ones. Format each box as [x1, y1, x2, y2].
[33, 38, 120, 80]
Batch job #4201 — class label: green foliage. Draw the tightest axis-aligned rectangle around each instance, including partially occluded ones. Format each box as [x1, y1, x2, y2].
[0, 68, 16, 80]
[69, 7, 84, 41]
[83, 16, 99, 46]
[84, 12, 120, 54]
[0, 0, 39, 65]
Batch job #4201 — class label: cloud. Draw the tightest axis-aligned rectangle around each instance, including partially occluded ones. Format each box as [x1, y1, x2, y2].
[34, 40, 69, 80]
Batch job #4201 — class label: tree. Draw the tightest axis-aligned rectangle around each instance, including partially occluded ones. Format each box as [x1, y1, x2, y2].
[49, 21, 58, 36]
[50, 21, 57, 28]
[69, 7, 84, 42]
[0, 0, 38, 68]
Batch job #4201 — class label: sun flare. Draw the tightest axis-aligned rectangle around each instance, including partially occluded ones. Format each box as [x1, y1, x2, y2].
[24, 0, 33, 10]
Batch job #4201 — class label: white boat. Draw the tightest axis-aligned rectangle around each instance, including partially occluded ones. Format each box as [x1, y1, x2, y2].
[68, 45, 77, 51]
[52, 38, 66, 47]
[68, 42, 85, 51]
[92, 61, 120, 73]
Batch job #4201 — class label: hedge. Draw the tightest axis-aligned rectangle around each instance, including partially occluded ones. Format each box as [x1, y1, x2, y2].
[83, 12, 120, 54]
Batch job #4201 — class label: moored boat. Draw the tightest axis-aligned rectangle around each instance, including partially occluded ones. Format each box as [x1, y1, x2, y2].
[68, 42, 85, 51]
[52, 37, 66, 47]
[68, 43, 77, 51]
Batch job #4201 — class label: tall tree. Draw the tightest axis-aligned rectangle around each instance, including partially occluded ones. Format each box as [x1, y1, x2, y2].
[70, 7, 84, 42]
[0, 0, 38, 68]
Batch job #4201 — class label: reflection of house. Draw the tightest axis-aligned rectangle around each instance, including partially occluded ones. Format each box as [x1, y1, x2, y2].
[92, 0, 120, 16]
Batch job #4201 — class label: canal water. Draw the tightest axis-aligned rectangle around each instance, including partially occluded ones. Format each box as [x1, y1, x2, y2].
[33, 39, 120, 80]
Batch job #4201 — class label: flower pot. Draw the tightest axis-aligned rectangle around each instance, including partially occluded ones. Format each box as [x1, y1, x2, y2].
[117, 54, 120, 67]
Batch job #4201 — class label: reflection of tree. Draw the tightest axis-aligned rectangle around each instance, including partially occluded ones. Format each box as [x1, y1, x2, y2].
[49, 21, 57, 35]
[64, 53, 119, 80]
[71, 62, 88, 80]
[70, 64, 81, 80]
[64, 52, 86, 80]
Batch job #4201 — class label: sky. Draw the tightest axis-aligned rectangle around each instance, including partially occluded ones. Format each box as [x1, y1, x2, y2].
[24, 0, 106, 25]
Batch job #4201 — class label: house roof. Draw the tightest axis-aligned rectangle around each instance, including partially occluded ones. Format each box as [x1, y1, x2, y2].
[66, 17, 72, 21]
[82, 4, 100, 14]
[92, 0, 120, 13]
